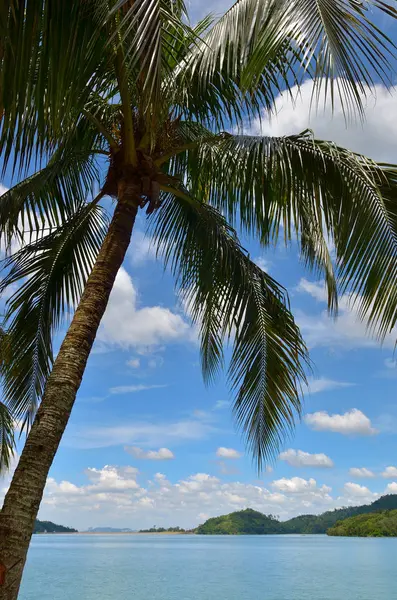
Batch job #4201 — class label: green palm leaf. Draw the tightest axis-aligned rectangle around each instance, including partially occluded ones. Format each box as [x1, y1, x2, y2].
[150, 190, 308, 466]
[185, 131, 397, 332]
[0, 200, 108, 428]
[0, 0, 111, 171]
[0, 401, 15, 474]
[180, 0, 396, 122]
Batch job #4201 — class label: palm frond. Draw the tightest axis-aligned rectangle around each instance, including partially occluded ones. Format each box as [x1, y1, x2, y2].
[0, 156, 100, 251]
[169, 3, 299, 129]
[0, 200, 108, 428]
[0, 329, 16, 474]
[184, 131, 397, 331]
[108, 0, 192, 130]
[0, 401, 15, 475]
[0, 1, 111, 171]
[177, 0, 396, 121]
[150, 190, 308, 466]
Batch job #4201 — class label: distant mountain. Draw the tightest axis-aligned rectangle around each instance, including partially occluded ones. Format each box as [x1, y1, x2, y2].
[196, 509, 284, 534]
[34, 520, 77, 533]
[196, 495, 397, 535]
[328, 509, 397, 537]
[86, 527, 135, 533]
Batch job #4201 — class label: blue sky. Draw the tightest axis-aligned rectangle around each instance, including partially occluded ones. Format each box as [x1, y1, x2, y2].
[1, 1, 397, 531]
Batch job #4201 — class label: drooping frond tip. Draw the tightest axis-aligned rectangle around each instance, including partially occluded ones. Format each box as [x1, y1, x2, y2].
[150, 190, 309, 468]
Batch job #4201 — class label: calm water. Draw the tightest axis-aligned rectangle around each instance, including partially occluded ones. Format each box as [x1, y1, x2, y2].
[20, 534, 396, 599]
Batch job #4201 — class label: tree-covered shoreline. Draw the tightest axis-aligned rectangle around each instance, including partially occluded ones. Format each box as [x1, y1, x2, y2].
[328, 510, 397, 537]
[33, 520, 77, 534]
[196, 495, 397, 535]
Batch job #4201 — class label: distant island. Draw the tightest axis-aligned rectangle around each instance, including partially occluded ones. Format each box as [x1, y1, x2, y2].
[34, 519, 77, 534]
[196, 509, 282, 535]
[85, 527, 136, 533]
[196, 495, 397, 535]
[328, 509, 397, 537]
[139, 526, 193, 533]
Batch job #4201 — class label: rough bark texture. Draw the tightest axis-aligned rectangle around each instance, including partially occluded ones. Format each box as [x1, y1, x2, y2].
[0, 187, 139, 600]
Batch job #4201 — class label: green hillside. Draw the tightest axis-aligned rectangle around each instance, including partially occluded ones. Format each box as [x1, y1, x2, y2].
[283, 494, 397, 534]
[33, 519, 77, 533]
[196, 495, 397, 535]
[283, 507, 368, 534]
[196, 509, 284, 534]
[328, 509, 397, 537]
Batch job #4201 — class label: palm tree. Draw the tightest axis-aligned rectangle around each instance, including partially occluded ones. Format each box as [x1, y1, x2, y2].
[1, 0, 397, 597]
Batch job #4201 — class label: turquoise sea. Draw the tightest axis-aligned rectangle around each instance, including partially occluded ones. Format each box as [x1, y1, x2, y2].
[20, 534, 396, 599]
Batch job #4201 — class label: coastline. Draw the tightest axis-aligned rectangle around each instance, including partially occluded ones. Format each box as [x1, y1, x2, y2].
[35, 531, 195, 535]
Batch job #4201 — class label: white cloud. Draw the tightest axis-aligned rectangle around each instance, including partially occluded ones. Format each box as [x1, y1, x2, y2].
[349, 468, 375, 479]
[0, 184, 7, 196]
[127, 358, 140, 369]
[271, 477, 332, 497]
[279, 449, 334, 468]
[98, 267, 192, 350]
[25, 465, 337, 530]
[296, 279, 396, 350]
[385, 482, 397, 493]
[303, 377, 355, 395]
[381, 466, 397, 478]
[124, 447, 175, 460]
[342, 482, 378, 500]
[252, 80, 397, 163]
[84, 465, 140, 492]
[216, 447, 242, 459]
[305, 409, 378, 436]
[109, 384, 167, 395]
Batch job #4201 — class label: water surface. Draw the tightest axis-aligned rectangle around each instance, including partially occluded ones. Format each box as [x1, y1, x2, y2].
[20, 534, 396, 599]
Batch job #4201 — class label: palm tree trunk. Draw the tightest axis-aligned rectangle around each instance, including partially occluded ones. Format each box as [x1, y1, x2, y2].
[0, 184, 139, 600]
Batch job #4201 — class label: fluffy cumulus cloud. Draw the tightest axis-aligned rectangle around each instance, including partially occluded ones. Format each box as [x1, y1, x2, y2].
[271, 477, 332, 498]
[341, 483, 379, 503]
[279, 449, 334, 468]
[98, 267, 192, 350]
[124, 447, 175, 460]
[304, 409, 378, 436]
[296, 280, 397, 350]
[253, 80, 397, 163]
[349, 468, 375, 479]
[381, 466, 397, 479]
[17, 466, 339, 530]
[216, 447, 242, 459]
